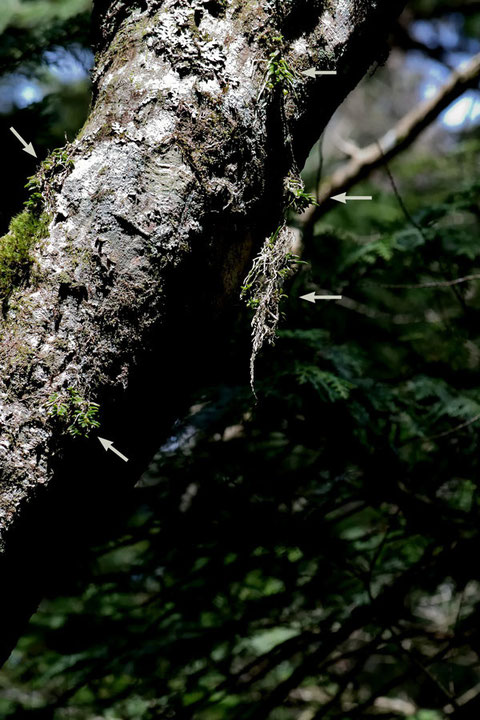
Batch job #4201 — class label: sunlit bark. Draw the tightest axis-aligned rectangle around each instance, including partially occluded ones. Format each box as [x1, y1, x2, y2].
[0, 0, 405, 663]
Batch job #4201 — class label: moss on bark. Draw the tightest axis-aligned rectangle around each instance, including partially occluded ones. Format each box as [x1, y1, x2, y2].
[0, 210, 50, 303]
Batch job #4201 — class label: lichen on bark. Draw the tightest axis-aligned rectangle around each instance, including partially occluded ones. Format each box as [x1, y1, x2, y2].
[0, 0, 406, 663]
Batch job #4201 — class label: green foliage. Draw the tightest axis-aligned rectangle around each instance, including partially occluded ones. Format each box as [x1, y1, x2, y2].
[0, 209, 50, 300]
[241, 229, 305, 308]
[285, 173, 318, 213]
[25, 146, 75, 215]
[40, 146, 75, 175]
[264, 36, 296, 96]
[46, 386, 100, 437]
[241, 224, 304, 387]
[0, 145, 75, 301]
[23, 175, 44, 216]
[266, 50, 295, 95]
[294, 363, 354, 401]
[2, 4, 480, 720]
[0, 0, 92, 72]
[0, 0, 91, 234]
[0, 0, 91, 34]
[241, 174, 310, 385]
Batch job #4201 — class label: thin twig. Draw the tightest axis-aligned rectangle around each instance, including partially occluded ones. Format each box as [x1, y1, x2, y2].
[426, 412, 480, 441]
[371, 274, 480, 290]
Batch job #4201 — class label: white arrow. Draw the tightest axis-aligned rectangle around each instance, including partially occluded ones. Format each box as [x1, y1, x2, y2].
[9, 126, 37, 157]
[301, 292, 342, 304]
[98, 436, 129, 462]
[331, 193, 372, 204]
[302, 68, 337, 79]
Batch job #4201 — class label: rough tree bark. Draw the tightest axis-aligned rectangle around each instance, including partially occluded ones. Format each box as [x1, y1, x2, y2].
[0, 0, 405, 663]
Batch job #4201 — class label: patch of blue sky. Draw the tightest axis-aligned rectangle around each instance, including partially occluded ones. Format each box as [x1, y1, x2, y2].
[43, 45, 94, 84]
[406, 46, 480, 131]
[0, 45, 93, 114]
[16, 81, 44, 108]
[0, 74, 44, 113]
[411, 14, 480, 54]
[411, 16, 465, 51]
[443, 92, 480, 128]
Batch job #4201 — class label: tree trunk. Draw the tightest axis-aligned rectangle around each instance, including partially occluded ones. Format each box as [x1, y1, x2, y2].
[0, 0, 405, 663]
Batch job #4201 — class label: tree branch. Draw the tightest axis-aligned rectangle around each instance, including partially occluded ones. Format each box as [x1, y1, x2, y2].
[372, 273, 480, 290]
[0, 0, 407, 664]
[302, 52, 480, 230]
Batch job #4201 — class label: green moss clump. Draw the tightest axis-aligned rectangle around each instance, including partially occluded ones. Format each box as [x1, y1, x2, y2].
[0, 210, 50, 301]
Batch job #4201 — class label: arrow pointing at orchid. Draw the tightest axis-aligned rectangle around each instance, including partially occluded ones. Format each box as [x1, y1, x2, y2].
[302, 68, 337, 79]
[98, 436, 129, 462]
[9, 126, 37, 157]
[331, 193, 373, 204]
[300, 292, 343, 304]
